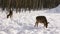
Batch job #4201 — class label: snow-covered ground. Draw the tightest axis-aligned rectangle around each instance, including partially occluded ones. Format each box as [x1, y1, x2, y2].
[0, 5, 60, 34]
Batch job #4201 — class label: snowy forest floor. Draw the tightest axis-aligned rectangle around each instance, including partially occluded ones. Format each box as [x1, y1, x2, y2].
[0, 5, 60, 34]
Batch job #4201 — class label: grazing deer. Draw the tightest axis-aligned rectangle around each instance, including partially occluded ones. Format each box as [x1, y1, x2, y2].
[34, 16, 49, 28]
[7, 9, 13, 18]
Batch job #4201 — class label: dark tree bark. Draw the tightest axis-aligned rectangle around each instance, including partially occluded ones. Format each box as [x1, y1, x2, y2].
[0, 0, 60, 12]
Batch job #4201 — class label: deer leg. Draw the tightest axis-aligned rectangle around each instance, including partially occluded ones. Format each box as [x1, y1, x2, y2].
[34, 21, 38, 27]
[7, 13, 11, 18]
[10, 14, 12, 18]
[7, 13, 12, 18]
[44, 23, 48, 28]
[7, 14, 10, 18]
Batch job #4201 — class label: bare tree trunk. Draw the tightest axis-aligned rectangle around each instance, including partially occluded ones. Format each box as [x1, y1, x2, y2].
[16, 0, 19, 13]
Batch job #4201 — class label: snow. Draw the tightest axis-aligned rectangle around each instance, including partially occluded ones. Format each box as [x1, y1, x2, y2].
[46, 4, 60, 13]
[0, 5, 60, 34]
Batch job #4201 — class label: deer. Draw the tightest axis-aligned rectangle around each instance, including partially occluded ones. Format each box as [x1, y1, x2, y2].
[34, 16, 49, 28]
[7, 0, 13, 18]
[7, 9, 13, 18]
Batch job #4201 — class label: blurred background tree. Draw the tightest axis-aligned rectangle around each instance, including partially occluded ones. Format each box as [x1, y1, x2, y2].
[0, 0, 60, 12]
[0, 0, 60, 18]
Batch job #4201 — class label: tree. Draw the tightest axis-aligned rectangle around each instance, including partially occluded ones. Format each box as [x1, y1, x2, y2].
[0, 0, 60, 18]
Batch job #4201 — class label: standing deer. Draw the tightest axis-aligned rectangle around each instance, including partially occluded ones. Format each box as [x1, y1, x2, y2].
[34, 16, 49, 28]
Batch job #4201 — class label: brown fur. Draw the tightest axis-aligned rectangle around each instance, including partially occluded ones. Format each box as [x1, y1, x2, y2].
[34, 16, 49, 28]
